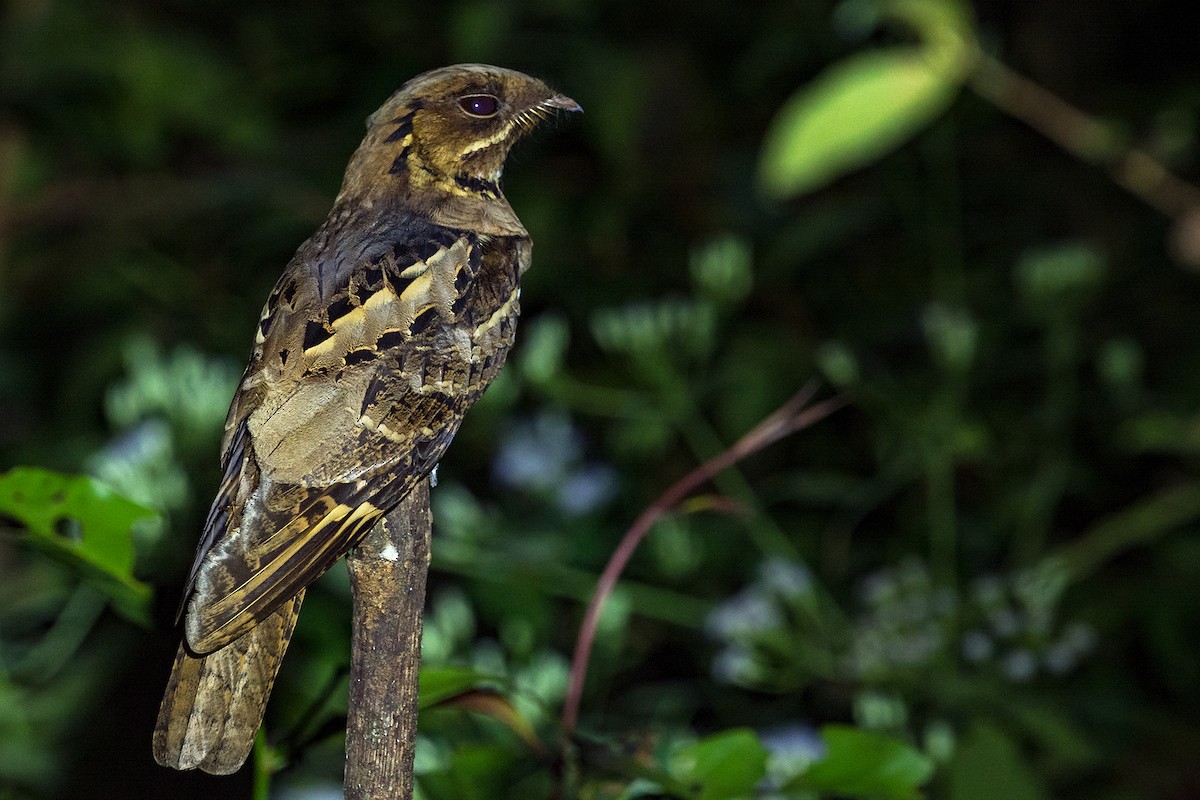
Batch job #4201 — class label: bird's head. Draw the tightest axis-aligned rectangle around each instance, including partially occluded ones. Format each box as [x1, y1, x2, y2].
[341, 64, 580, 209]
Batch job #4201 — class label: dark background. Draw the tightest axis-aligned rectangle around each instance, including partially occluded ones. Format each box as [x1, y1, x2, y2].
[2, 0, 1199, 797]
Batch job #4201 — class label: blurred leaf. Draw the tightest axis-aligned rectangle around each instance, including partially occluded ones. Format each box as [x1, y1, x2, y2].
[1014, 244, 1106, 315]
[884, 0, 975, 50]
[113, 30, 272, 162]
[610, 413, 675, 459]
[1116, 412, 1200, 455]
[649, 513, 704, 579]
[1051, 483, 1200, 582]
[690, 235, 753, 306]
[87, 420, 188, 515]
[519, 314, 571, 387]
[1007, 703, 1097, 771]
[815, 340, 861, 388]
[672, 728, 769, 800]
[105, 336, 240, 450]
[420, 666, 502, 709]
[10, 584, 107, 682]
[0, 467, 156, 625]
[592, 300, 716, 365]
[437, 690, 543, 754]
[948, 722, 1050, 800]
[418, 743, 518, 800]
[759, 48, 965, 198]
[1095, 337, 1145, 397]
[791, 725, 934, 799]
[921, 304, 977, 373]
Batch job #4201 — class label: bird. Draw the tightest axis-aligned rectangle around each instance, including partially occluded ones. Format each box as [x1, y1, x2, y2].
[152, 64, 580, 774]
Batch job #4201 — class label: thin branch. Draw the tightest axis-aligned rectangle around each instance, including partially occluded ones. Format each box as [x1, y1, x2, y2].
[969, 53, 1200, 265]
[344, 479, 432, 800]
[560, 384, 845, 737]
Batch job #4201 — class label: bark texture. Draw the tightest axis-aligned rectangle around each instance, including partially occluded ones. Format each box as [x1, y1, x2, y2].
[344, 479, 432, 800]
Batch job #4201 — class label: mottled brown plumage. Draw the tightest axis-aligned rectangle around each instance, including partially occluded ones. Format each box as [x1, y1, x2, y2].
[153, 64, 579, 774]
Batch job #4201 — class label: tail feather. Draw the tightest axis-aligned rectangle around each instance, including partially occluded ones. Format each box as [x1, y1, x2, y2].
[153, 591, 304, 774]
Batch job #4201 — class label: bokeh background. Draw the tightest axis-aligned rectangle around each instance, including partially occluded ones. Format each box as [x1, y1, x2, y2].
[2, 0, 1199, 798]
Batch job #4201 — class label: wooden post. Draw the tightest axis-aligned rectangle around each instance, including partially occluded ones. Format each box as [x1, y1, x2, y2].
[344, 479, 432, 800]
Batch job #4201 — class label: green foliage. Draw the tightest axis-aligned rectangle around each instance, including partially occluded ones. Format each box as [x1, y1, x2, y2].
[420, 667, 503, 708]
[0, 469, 158, 794]
[760, 0, 976, 199]
[947, 723, 1049, 800]
[0, 467, 156, 626]
[103, 336, 240, 456]
[2, 0, 1198, 797]
[760, 48, 963, 199]
[794, 726, 934, 799]
[671, 729, 769, 800]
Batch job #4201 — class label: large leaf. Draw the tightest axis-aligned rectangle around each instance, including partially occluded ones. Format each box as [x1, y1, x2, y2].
[759, 48, 963, 199]
[948, 722, 1050, 800]
[672, 728, 768, 800]
[791, 725, 934, 799]
[0, 467, 157, 625]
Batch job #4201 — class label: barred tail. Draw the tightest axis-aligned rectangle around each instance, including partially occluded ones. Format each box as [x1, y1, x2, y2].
[153, 591, 304, 774]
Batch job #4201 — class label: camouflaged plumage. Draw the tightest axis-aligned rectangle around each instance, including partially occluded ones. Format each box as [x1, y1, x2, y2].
[153, 64, 579, 774]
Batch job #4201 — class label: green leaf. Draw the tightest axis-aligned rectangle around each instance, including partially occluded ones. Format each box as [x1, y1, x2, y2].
[1014, 243, 1106, 314]
[1007, 703, 1097, 771]
[948, 722, 1050, 800]
[433, 690, 542, 753]
[519, 314, 570, 386]
[419, 742, 519, 800]
[1051, 483, 1200, 582]
[419, 666, 502, 709]
[0, 467, 157, 625]
[759, 48, 964, 198]
[792, 725, 934, 799]
[672, 728, 768, 800]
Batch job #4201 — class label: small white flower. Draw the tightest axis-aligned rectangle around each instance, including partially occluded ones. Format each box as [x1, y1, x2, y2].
[989, 607, 1022, 638]
[712, 646, 761, 685]
[961, 630, 993, 663]
[759, 558, 814, 599]
[1062, 622, 1097, 655]
[705, 589, 783, 640]
[556, 464, 617, 515]
[1001, 649, 1037, 682]
[1043, 642, 1076, 675]
[760, 723, 827, 787]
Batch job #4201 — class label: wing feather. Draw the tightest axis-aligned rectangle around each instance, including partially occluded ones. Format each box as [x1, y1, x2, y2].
[181, 214, 491, 653]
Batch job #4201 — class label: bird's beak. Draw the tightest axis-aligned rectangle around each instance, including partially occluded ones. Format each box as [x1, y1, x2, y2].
[542, 93, 583, 113]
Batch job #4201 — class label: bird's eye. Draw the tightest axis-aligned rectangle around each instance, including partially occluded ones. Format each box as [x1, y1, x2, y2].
[458, 94, 500, 118]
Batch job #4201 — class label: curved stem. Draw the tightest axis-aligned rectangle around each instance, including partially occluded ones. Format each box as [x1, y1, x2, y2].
[970, 53, 1200, 220]
[560, 385, 844, 737]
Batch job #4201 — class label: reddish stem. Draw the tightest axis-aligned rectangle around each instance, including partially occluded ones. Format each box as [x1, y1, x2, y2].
[560, 384, 845, 737]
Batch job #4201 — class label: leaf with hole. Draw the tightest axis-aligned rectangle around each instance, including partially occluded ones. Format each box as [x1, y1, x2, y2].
[0, 467, 157, 625]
